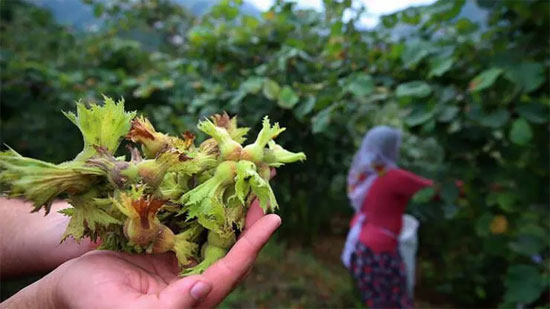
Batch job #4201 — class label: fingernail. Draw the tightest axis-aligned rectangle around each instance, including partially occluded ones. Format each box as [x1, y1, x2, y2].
[273, 215, 282, 227]
[190, 281, 212, 300]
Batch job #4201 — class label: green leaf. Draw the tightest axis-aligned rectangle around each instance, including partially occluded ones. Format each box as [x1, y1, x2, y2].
[455, 18, 477, 34]
[509, 118, 533, 145]
[188, 197, 225, 235]
[475, 213, 492, 237]
[63, 96, 136, 161]
[346, 73, 374, 97]
[475, 286, 486, 299]
[429, 0, 465, 22]
[179, 176, 228, 234]
[509, 235, 545, 256]
[277, 86, 299, 109]
[249, 173, 278, 212]
[504, 62, 545, 93]
[211, 0, 239, 20]
[229, 91, 247, 106]
[173, 223, 202, 266]
[262, 78, 280, 101]
[480, 109, 509, 128]
[412, 187, 435, 203]
[437, 106, 460, 122]
[396, 81, 432, 98]
[224, 198, 245, 230]
[429, 56, 454, 78]
[188, 26, 214, 45]
[242, 16, 260, 29]
[241, 77, 264, 94]
[504, 264, 544, 304]
[496, 192, 517, 212]
[401, 39, 434, 68]
[235, 161, 255, 203]
[402, 10, 421, 25]
[60, 197, 121, 242]
[311, 107, 333, 134]
[264, 140, 306, 166]
[439, 181, 460, 219]
[0, 150, 103, 213]
[405, 106, 435, 126]
[294, 96, 316, 120]
[516, 102, 548, 124]
[93, 3, 104, 17]
[421, 119, 436, 133]
[133, 85, 154, 98]
[469, 68, 503, 92]
[381, 14, 398, 28]
[443, 203, 457, 219]
[441, 181, 459, 204]
[518, 224, 546, 238]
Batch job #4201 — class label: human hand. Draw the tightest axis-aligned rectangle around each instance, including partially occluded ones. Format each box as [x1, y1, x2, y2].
[30, 200, 100, 265]
[0, 198, 99, 278]
[194, 198, 279, 307]
[2, 200, 280, 308]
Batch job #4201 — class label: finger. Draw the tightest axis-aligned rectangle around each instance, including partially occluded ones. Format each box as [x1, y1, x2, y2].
[197, 214, 281, 308]
[83, 250, 181, 284]
[270, 168, 277, 179]
[241, 265, 253, 281]
[225, 214, 281, 273]
[245, 199, 264, 229]
[159, 275, 212, 308]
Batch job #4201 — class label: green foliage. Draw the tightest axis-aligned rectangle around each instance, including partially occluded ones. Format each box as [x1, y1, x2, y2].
[60, 196, 121, 241]
[503, 264, 546, 305]
[412, 187, 435, 204]
[220, 240, 358, 308]
[396, 81, 432, 98]
[278, 86, 299, 109]
[469, 68, 503, 92]
[1, 0, 548, 307]
[509, 118, 533, 146]
[63, 96, 136, 160]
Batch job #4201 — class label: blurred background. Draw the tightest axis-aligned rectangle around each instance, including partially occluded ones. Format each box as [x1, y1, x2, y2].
[0, 0, 548, 307]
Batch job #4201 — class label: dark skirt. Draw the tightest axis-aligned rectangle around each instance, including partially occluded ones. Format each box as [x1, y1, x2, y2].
[350, 242, 413, 309]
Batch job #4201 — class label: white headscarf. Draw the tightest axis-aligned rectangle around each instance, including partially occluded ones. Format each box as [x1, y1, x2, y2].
[342, 126, 402, 269]
[347, 125, 402, 212]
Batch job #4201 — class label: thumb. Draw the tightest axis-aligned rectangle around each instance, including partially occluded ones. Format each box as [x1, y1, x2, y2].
[159, 275, 213, 308]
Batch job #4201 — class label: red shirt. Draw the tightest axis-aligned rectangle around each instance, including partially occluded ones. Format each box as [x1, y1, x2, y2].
[351, 168, 432, 253]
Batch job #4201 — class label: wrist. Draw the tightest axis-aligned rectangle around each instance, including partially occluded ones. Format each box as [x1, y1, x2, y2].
[0, 269, 60, 309]
[1, 202, 67, 277]
[17, 201, 96, 275]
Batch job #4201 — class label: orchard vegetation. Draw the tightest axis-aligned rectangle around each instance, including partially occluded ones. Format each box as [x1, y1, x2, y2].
[0, 0, 548, 307]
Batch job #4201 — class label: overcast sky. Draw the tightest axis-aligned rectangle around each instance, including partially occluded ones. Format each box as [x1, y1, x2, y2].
[250, 0, 436, 28]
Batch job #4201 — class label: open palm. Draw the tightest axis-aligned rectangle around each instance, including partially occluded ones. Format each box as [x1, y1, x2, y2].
[50, 201, 280, 308]
[55, 250, 203, 308]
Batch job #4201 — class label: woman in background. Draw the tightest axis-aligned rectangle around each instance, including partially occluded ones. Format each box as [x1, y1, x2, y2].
[342, 126, 433, 308]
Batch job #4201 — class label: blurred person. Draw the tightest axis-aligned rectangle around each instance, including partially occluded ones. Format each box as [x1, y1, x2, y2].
[341, 126, 432, 309]
[0, 198, 280, 308]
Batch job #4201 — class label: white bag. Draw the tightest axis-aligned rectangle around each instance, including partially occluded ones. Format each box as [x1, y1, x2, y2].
[398, 214, 419, 297]
[342, 214, 419, 297]
[341, 214, 366, 269]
